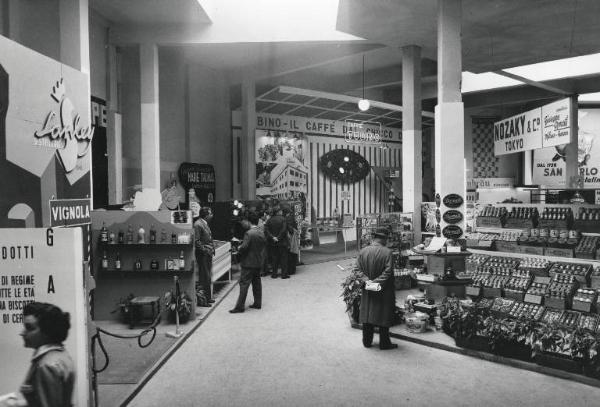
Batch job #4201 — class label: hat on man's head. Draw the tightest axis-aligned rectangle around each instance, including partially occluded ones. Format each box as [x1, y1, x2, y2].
[373, 227, 389, 239]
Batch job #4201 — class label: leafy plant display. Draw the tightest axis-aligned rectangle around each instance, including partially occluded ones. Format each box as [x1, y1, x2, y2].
[340, 263, 366, 320]
[164, 290, 193, 323]
[114, 293, 136, 323]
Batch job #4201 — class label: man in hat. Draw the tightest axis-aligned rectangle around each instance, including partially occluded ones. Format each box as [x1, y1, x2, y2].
[355, 227, 397, 350]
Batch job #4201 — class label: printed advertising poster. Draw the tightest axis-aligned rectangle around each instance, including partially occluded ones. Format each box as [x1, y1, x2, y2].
[578, 108, 600, 188]
[542, 98, 571, 148]
[0, 35, 92, 228]
[533, 107, 599, 188]
[0, 228, 88, 406]
[494, 108, 542, 156]
[255, 129, 310, 218]
[532, 146, 566, 188]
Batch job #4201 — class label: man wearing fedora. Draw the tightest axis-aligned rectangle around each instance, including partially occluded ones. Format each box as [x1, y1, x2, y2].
[356, 227, 397, 350]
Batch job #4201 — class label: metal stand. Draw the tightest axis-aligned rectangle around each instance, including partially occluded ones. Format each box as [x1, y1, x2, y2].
[166, 276, 184, 338]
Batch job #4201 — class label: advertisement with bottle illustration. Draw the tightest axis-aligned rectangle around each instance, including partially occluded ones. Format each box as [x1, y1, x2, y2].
[533, 108, 600, 188]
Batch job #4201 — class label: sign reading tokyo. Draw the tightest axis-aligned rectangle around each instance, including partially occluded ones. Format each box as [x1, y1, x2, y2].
[494, 98, 572, 156]
[494, 108, 542, 155]
[256, 112, 401, 142]
[49, 198, 91, 227]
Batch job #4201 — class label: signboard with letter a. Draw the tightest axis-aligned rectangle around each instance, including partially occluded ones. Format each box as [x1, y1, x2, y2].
[0, 228, 88, 406]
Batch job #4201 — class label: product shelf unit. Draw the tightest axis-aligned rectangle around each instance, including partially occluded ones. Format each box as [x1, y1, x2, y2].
[91, 210, 197, 322]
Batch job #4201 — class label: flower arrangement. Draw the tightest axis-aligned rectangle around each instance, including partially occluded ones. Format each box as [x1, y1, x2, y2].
[340, 264, 365, 322]
[164, 290, 193, 323]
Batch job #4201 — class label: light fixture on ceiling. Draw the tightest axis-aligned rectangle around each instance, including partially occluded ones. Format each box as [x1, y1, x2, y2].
[358, 54, 370, 112]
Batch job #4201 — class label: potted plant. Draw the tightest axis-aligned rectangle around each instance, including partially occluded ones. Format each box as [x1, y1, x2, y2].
[164, 290, 193, 324]
[340, 265, 365, 325]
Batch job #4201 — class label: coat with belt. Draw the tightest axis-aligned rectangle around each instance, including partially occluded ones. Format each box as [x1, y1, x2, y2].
[356, 242, 395, 327]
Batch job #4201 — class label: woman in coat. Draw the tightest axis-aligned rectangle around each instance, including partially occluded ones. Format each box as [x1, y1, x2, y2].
[356, 227, 397, 350]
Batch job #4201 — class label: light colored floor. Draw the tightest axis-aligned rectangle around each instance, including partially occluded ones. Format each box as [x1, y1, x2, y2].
[127, 259, 600, 407]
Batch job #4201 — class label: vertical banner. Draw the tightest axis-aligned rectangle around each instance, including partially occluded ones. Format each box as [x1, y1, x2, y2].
[255, 129, 309, 219]
[542, 98, 571, 148]
[578, 108, 600, 187]
[532, 146, 566, 187]
[0, 228, 88, 406]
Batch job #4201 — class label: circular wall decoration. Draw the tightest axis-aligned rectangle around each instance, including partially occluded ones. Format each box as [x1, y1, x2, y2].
[319, 149, 371, 183]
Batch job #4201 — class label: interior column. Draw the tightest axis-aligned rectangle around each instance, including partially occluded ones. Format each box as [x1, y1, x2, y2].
[434, 0, 465, 236]
[140, 43, 161, 190]
[107, 44, 123, 204]
[402, 45, 423, 243]
[59, 0, 90, 74]
[241, 78, 256, 200]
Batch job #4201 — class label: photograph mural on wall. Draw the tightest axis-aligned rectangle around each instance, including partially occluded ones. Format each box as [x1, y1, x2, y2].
[0, 35, 92, 228]
[255, 129, 309, 215]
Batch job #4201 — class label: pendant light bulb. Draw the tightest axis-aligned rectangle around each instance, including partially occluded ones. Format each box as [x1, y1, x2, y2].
[357, 54, 370, 111]
[358, 99, 370, 111]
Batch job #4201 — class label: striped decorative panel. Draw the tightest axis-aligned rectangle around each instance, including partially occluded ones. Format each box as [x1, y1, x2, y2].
[307, 135, 401, 219]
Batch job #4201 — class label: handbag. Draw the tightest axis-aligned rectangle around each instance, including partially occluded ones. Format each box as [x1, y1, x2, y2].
[365, 281, 382, 292]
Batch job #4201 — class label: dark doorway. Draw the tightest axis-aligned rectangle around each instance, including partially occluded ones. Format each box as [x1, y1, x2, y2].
[91, 97, 108, 209]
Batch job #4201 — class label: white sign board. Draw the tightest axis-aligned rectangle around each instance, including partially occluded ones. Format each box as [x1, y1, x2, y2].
[494, 108, 542, 155]
[0, 228, 88, 406]
[542, 98, 571, 148]
[467, 178, 515, 189]
[532, 146, 566, 188]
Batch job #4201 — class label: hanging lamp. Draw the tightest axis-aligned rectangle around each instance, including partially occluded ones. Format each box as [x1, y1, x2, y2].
[358, 54, 370, 111]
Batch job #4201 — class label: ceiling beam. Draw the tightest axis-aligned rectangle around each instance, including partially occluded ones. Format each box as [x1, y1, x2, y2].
[494, 70, 574, 96]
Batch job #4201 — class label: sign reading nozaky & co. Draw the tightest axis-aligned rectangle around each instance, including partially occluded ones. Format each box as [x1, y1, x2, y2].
[49, 198, 91, 227]
[443, 193, 464, 208]
[443, 210, 463, 224]
[442, 225, 463, 239]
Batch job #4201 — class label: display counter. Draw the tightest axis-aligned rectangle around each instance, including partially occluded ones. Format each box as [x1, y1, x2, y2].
[91, 210, 197, 322]
[213, 240, 232, 283]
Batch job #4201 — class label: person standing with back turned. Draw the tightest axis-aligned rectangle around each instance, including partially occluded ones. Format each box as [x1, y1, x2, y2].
[264, 207, 289, 279]
[356, 227, 398, 350]
[229, 212, 267, 313]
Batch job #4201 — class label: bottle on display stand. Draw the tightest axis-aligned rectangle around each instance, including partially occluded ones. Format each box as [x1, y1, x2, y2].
[179, 250, 185, 270]
[115, 252, 121, 270]
[150, 258, 159, 270]
[138, 224, 146, 244]
[118, 229, 125, 244]
[100, 222, 108, 243]
[101, 251, 108, 270]
[109, 229, 115, 244]
[161, 228, 168, 243]
[126, 224, 134, 244]
[171, 231, 178, 244]
[134, 258, 143, 271]
[149, 224, 157, 244]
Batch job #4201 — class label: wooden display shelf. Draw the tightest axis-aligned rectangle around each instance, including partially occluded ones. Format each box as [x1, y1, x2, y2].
[99, 242, 192, 247]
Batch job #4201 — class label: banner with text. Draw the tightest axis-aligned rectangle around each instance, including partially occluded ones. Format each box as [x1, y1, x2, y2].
[532, 146, 567, 188]
[542, 98, 571, 148]
[494, 108, 542, 155]
[0, 228, 88, 406]
[494, 98, 572, 156]
[256, 112, 401, 143]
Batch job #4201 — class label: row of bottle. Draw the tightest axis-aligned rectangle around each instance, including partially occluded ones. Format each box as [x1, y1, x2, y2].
[100, 250, 186, 271]
[479, 207, 507, 218]
[507, 207, 538, 219]
[100, 222, 190, 244]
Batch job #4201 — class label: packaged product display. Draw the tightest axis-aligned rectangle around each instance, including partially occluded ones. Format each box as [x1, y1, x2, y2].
[578, 313, 600, 332]
[466, 253, 490, 273]
[541, 309, 563, 324]
[572, 288, 597, 312]
[476, 206, 506, 228]
[574, 235, 600, 259]
[558, 310, 580, 329]
[548, 262, 591, 284]
[507, 301, 544, 320]
[490, 297, 516, 316]
[538, 207, 572, 229]
[505, 207, 537, 229]
[517, 258, 550, 276]
[481, 256, 519, 273]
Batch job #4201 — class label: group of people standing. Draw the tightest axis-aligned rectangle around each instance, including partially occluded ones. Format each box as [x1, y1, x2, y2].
[229, 206, 300, 313]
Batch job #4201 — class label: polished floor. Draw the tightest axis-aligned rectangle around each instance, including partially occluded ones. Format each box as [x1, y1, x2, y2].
[127, 259, 600, 407]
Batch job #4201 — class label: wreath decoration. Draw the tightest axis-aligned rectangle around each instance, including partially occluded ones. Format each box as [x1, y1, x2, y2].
[319, 148, 371, 183]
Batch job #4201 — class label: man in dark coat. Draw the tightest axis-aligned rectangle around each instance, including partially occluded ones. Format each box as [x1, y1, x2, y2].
[264, 207, 289, 279]
[230, 213, 267, 313]
[194, 207, 215, 305]
[356, 227, 397, 350]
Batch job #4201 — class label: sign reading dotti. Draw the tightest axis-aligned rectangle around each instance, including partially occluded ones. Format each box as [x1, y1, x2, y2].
[443, 210, 463, 224]
[494, 108, 542, 156]
[49, 198, 91, 227]
[442, 225, 463, 239]
[443, 193, 464, 208]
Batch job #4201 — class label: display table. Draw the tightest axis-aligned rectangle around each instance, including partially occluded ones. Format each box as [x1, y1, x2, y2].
[212, 240, 232, 286]
[128, 296, 160, 328]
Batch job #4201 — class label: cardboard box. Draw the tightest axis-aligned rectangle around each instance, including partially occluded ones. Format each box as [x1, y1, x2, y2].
[572, 299, 594, 313]
[544, 247, 574, 258]
[524, 293, 544, 305]
[519, 245, 545, 256]
[504, 289, 526, 302]
[466, 285, 482, 297]
[483, 287, 502, 298]
[544, 296, 568, 310]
